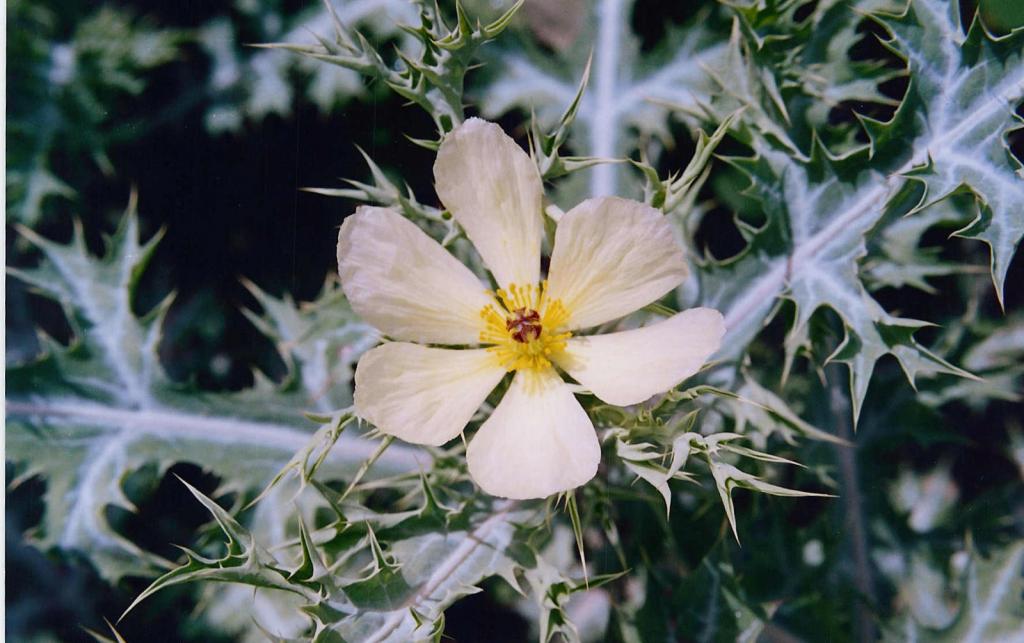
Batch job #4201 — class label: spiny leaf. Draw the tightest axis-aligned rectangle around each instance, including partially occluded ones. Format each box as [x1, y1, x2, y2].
[242, 277, 378, 412]
[277, 0, 523, 138]
[248, 412, 356, 509]
[638, 111, 739, 217]
[82, 618, 128, 643]
[176, 475, 251, 553]
[301, 144, 452, 241]
[692, 433, 833, 542]
[863, 192, 978, 293]
[6, 206, 423, 581]
[612, 430, 697, 517]
[701, 19, 804, 158]
[563, 491, 588, 587]
[872, 0, 1024, 305]
[519, 534, 626, 643]
[687, 0, 1023, 430]
[480, 0, 729, 197]
[528, 54, 618, 181]
[287, 512, 321, 583]
[122, 479, 321, 621]
[337, 435, 396, 503]
[730, 375, 848, 446]
[327, 501, 533, 642]
[711, 155, 965, 424]
[200, 0, 418, 132]
[11, 195, 168, 407]
[885, 541, 1024, 642]
[715, 140, 977, 423]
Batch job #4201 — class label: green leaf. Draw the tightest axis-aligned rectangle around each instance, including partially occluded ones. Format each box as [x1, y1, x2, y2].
[638, 112, 739, 217]
[10, 200, 170, 407]
[612, 430, 697, 517]
[697, 433, 832, 541]
[719, 0, 906, 152]
[669, 545, 778, 643]
[6, 204, 424, 581]
[82, 618, 129, 643]
[711, 141, 977, 423]
[479, 0, 730, 197]
[686, 0, 1024, 426]
[122, 478, 323, 621]
[885, 541, 1024, 642]
[874, 0, 1024, 306]
[730, 375, 847, 445]
[179, 483, 542, 641]
[327, 502, 534, 642]
[241, 277, 378, 412]
[275, 0, 523, 138]
[199, 0, 418, 132]
[6, 2, 181, 224]
[301, 145, 446, 227]
[611, 423, 827, 535]
[863, 193, 977, 293]
[702, 19, 804, 158]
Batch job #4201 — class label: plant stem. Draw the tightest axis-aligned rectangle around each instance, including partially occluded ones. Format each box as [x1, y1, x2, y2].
[830, 373, 876, 643]
[589, 0, 625, 197]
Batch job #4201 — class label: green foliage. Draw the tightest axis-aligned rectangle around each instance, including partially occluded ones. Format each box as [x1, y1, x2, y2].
[130, 471, 545, 640]
[200, 0, 419, 132]
[301, 145, 449, 231]
[883, 541, 1024, 641]
[879, 0, 1024, 306]
[478, 0, 732, 198]
[6, 199, 422, 582]
[699, 0, 1024, 421]
[6, 1, 182, 225]
[270, 0, 524, 141]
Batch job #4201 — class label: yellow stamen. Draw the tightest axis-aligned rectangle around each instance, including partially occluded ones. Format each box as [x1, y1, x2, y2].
[478, 280, 571, 372]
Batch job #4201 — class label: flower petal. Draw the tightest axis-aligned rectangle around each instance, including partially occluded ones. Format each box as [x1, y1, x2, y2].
[434, 118, 543, 289]
[546, 197, 689, 330]
[337, 206, 494, 344]
[354, 343, 506, 447]
[467, 369, 600, 499]
[556, 308, 725, 406]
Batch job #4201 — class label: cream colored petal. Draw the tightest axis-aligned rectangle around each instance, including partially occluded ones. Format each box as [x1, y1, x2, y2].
[546, 197, 689, 330]
[556, 308, 725, 406]
[337, 206, 494, 344]
[354, 343, 506, 447]
[467, 369, 600, 499]
[434, 118, 543, 289]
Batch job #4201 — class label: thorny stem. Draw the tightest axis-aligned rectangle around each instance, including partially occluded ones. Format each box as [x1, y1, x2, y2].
[364, 500, 520, 643]
[830, 373, 876, 643]
[339, 434, 395, 502]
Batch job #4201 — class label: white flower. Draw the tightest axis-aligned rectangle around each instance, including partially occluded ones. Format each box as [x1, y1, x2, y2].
[337, 118, 725, 499]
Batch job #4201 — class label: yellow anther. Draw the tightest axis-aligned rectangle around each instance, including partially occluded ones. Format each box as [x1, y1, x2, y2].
[478, 281, 572, 372]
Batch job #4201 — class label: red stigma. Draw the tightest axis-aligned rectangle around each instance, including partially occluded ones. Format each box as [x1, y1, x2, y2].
[506, 307, 542, 343]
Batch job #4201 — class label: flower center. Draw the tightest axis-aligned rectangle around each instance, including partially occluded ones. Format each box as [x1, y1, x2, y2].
[506, 307, 541, 343]
[479, 282, 571, 372]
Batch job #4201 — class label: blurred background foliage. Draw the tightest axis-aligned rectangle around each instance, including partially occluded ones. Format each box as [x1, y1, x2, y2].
[6, 0, 1024, 641]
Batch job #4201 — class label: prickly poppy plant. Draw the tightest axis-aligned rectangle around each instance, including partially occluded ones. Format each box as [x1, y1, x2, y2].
[6, 1, 1024, 642]
[341, 118, 725, 499]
